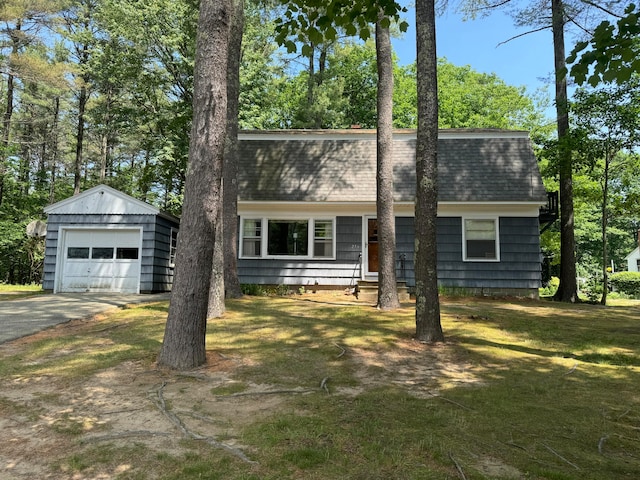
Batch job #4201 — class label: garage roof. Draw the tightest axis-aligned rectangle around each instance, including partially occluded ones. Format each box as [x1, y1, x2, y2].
[44, 185, 161, 216]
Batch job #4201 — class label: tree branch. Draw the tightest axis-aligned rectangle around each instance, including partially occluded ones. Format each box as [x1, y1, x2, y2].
[496, 25, 550, 46]
[578, 0, 624, 18]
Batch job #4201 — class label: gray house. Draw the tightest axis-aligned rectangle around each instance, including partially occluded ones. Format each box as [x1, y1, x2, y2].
[41, 129, 552, 297]
[236, 129, 551, 297]
[42, 185, 179, 293]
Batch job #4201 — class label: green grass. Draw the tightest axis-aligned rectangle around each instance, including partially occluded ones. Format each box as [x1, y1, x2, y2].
[0, 283, 45, 300]
[1, 294, 639, 479]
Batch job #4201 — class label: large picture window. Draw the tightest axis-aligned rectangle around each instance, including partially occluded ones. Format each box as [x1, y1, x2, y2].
[268, 220, 308, 256]
[464, 218, 499, 261]
[240, 217, 335, 259]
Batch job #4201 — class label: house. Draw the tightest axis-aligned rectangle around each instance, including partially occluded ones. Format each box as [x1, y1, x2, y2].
[42, 185, 179, 293]
[41, 129, 552, 297]
[236, 129, 552, 297]
[626, 246, 640, 272]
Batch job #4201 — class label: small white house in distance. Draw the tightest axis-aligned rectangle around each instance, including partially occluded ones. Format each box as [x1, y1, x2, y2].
[42, 185, 179, 294]
[626, 246, 640, 272]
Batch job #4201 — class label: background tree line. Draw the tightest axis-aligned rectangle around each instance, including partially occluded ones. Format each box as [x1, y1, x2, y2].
[1, 0, 639, 304]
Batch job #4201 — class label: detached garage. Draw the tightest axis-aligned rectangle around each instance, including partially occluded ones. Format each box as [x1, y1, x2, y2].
[42, 185, 180, 294]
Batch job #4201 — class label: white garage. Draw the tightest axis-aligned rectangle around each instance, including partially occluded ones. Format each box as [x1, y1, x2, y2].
[59, 228, 142, 293]
[43, 185, 180, 294]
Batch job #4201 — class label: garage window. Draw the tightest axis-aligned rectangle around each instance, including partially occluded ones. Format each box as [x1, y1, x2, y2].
[92, 247, 114, 259]
[68, 247, 89, 259]
[116, 247, 139, 259]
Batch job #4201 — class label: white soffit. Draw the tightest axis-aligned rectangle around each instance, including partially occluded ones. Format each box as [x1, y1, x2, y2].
[44, 185, 159, 216]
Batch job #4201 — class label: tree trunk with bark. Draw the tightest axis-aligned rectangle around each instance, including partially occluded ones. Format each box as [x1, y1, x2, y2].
[223, 0, 244, 299]
[74, 81, 88, 195]
[551, 0, 579, 303]
[375, 16, 400, 310]
[158, 0, 231, 370]
[414, 0, 443, 342]
[0, 24, 19, 206]
[600, 149, 610, 305]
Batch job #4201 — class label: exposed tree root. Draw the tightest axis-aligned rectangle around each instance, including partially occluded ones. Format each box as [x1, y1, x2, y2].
[82, 431, 173, 443]
[448, 452, 468, 480]
[148, 382, 257, 464]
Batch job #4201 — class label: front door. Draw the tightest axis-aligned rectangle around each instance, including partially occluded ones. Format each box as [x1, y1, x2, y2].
[366, 218, 379, 276]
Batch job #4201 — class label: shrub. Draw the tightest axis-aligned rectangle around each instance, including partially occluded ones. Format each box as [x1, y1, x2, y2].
[610, 272, 640, 298]
[540, 276, 560, 297]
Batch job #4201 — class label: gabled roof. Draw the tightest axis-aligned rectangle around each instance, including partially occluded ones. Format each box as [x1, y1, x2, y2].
[44, 184, 161, 216]
[237, 129, 548, 204]
[625, 246, 640, 260]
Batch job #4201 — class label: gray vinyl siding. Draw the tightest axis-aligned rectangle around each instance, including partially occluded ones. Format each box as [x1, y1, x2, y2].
[398, 216, 541, 293]
[42, 213, 178, 293]
[436, 217, 541, 293]
[238, 216, 362, 286]
[237, 215, 542, 295]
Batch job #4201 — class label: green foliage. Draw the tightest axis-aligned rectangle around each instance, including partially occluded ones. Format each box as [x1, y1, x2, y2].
[610, 271, 640, 297]
[540, 276, 559, 297]
[568, 3, 640, 86]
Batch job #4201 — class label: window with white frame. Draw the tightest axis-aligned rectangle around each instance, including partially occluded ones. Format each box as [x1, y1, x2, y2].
[170, 228, 179, 266]
[240, 217, 335, 259]
[313, 220, 334, 258]
[242, 219, 262, 257]
[463, 218, 499, 261]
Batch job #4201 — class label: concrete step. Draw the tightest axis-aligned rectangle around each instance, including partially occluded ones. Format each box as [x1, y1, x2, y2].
[356, 281, 410, 304]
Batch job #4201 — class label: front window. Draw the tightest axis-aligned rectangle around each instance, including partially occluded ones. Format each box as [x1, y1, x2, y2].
[268, 220, 308, 256]
[464, 218, 498, 261]
[314, 220, 333, 258]
[242, 219, 262, 257]
[240, 217, 335, 259]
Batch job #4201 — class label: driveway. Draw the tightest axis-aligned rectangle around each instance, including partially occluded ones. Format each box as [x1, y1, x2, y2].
[0, 292, 170, 344]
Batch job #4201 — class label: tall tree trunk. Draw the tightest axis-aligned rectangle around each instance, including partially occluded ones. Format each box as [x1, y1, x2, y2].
[414, 0, 443, 342]
[375, 16, 400, 310]
[158, 0, 231, 370]
[223, 0, 244, 299]
[0, 25, 20, 206]
[74, 83, 88, 195]
[49, 96, 60, 204]
[600, 149, 610, 305]
[551, 0, 579, 302]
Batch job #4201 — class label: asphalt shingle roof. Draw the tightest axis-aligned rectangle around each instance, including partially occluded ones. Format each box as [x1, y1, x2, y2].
[237, 129, 547, 204]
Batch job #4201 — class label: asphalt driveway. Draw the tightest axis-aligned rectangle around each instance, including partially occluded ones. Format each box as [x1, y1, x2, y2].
[0, 292, 170, 344]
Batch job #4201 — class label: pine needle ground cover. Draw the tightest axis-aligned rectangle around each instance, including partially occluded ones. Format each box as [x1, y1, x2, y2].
[0, 293, 638, 479]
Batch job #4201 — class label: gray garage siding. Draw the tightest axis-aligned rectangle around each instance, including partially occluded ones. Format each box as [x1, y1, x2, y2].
[42, 213, 178, 293]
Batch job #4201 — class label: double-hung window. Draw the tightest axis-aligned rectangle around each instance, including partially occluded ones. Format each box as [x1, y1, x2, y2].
[242, 219, 262, 257]
[240, 217, 335, 259]
[463, 218, 499, 261]
[313, 220, 333, 258]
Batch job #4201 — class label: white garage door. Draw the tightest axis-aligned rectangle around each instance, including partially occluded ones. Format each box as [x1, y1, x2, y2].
[59, 229, 142, 293]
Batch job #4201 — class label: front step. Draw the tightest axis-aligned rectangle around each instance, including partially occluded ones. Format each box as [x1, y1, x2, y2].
[356, 281, 411, 304]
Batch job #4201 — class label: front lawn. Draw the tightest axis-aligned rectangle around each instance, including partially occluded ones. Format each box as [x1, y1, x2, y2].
[0, 293, 638, 479]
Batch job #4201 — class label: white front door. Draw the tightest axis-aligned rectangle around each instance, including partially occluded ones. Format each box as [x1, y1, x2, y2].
[58, 229, 141, 293]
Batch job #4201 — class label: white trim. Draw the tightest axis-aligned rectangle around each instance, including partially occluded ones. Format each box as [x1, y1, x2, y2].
[54, 225, 143, 294]
[238, 129, 530, 142]
[363, 216, 379, 280]
[239, 216, 337, 261]
[462, 216, 500, 262]
[44, 184, 159, 216]
[238, 201, 543, 218]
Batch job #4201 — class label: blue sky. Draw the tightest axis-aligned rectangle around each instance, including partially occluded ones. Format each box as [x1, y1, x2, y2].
[391, 7, 557, 104]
